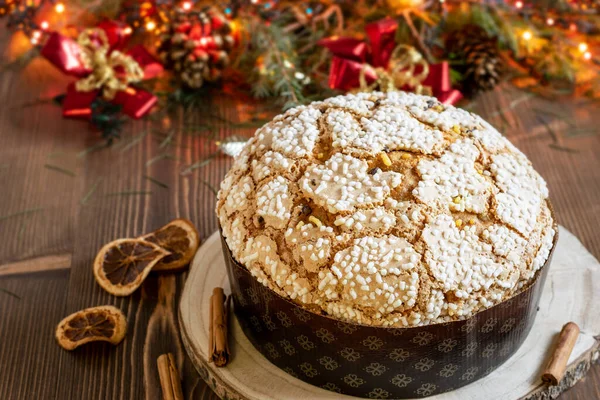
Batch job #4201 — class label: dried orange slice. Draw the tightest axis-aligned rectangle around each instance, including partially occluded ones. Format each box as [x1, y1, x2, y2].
[93, 238, 169, 296]
[55, 305, 127, 350]
[141, 218, 200, 272]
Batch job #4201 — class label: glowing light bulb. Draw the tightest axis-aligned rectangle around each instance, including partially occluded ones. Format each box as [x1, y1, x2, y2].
[515, 1, 523, 9]
[31, 37, 38, 45]
[55, 2, 65, 13]
[40, 20, 49, 30]
[578, 43, 588, 52]
[522, 31, 532, 41]
[182, 1, 192, 10]
[123, 26, 133, 35]
[32, 30, 41, 38]
[584, 51, 592, 60]
[569, 23, 577, 32]
[546, 17, 554, 26]
[145, 20, 156, 31]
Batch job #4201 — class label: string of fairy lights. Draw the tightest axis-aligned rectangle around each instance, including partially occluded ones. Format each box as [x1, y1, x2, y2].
[1, 0, 321, 42]
[0, 0, 596, 68]
[507, 0, 594, 61]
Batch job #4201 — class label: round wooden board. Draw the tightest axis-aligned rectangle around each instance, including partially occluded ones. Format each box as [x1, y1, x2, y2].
[179, 227, 600, 400]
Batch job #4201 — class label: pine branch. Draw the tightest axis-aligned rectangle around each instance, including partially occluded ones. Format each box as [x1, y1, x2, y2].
[238, 13, 308, 109]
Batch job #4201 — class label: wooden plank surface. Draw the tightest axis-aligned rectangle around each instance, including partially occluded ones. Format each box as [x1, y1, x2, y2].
[0, 29, 598, 399]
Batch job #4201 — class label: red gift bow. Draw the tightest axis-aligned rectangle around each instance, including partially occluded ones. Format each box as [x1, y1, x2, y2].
[319, 18, 462, 105]
[41, 20, 163, 119]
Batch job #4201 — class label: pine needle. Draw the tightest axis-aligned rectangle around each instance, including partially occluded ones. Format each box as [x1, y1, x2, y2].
[206, 111, 230, 124]
[81, 179, 102, 205]
[44, 164, 76, 177]
[17, 221, 28, 240]
[509, 93, 535, 109]
[201, 180, 218, 196]
[497, 109, 513, 129]
[0, 207, 43, 222]
[181, 153, 217, 175]
[229, 121, 270, 129]
[46, 151, 67, 159]
[537, 116, 559, 143]
[0, 287, 21, 300]
[151, 132, 191, 150]
[489, 93, 534, 118]
[146, 153, 168, 166]
[77, 142, 108, 158]
[159, 129, 176, 149]
[106, 191, 153, 197]
[144, 175, 169, 189]
[1, 47, 40, 72]
[532, 107, 576, 126]
[184, 123, 217, 134]
[120, 130, 149, 153]
[17, 98, 57, 109]
[549, 143, 579, 153]
[564, 129, 599, 138]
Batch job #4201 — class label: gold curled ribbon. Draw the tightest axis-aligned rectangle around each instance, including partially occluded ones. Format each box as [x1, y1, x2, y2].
[75, 28, 144, 100]
[358, 45, 432, 95]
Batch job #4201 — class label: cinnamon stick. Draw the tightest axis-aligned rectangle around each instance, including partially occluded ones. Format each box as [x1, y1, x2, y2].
[209, 287, 231, 367]
[157, 353, 184, 400]
[542, 322, 580, 385]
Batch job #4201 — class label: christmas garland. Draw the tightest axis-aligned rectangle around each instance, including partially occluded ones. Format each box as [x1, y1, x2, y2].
[2, 0, 599, 140]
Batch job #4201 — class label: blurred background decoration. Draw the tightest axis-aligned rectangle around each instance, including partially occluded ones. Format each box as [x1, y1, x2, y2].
[2, 0, 599, 138]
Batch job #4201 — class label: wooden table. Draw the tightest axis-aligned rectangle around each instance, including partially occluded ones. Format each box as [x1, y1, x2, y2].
[0, 32, 599, 400]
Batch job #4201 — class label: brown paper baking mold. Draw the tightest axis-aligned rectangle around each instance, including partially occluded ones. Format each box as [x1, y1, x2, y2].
[221, 232, 556, 399]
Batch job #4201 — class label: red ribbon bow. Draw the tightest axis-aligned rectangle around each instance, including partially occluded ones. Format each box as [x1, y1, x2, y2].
[319, 18, 462, 105]
[41, 20, 163, 119]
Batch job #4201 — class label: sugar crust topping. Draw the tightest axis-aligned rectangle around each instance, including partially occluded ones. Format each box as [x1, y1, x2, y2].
[301, 153, 403, 213]
[217, 91, 555, 327]
[256, 176, 293, 229]
[413, 139, 491, 214]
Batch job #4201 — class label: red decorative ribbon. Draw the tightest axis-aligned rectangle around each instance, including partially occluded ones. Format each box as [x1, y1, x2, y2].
[319, 18, 462, 105]
[41, 20, 163, 119]
[423, 62, 463, 106]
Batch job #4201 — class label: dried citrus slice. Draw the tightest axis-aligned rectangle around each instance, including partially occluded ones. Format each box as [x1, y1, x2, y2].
[93, 238, 169, 296]
[55, 306, 127, 350]
[141, 218, 200, 272]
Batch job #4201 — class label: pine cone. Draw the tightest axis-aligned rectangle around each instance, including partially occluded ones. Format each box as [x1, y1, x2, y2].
[157, 9, 234, 90]
[447, 25, 504, 96]
[181, 51, 210, 89]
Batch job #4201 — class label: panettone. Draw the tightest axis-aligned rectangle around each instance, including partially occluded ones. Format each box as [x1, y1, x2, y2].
[216, 91, 555, 328]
